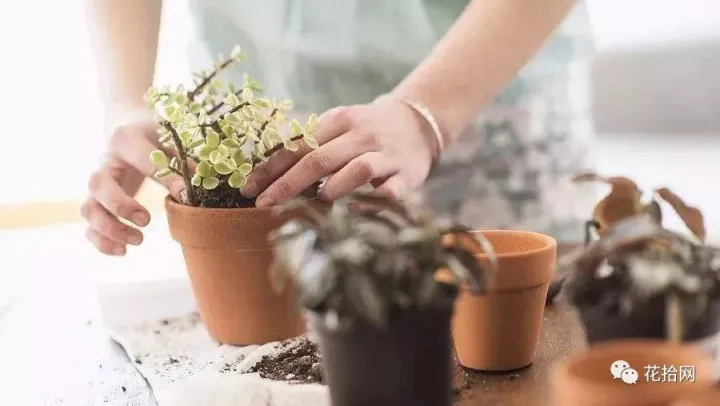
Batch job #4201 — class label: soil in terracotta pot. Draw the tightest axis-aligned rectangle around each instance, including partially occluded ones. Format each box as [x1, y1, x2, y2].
[192, 182, 257, 208]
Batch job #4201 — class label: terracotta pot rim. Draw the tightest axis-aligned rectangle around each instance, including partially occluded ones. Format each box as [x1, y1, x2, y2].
[552, 339, 712, 393]
[165, 195, 275, 214]
[470, 229, 557, 259]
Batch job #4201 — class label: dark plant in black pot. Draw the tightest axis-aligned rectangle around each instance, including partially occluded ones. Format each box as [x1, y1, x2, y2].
[268, 191, 497, 406]
[558, 212, 720, 347]
[546, 173, 707, 305]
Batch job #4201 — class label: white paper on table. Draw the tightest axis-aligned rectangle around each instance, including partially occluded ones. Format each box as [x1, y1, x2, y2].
[98, 275, 329, 406]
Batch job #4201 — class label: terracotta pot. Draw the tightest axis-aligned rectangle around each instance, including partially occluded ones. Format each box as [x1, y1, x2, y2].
[551, 339, 715, 406]
[451, 230, 557, 371]
[165, 196, 306, 345]
[311, 303, 455, 406]
[669, 386, 720, 405]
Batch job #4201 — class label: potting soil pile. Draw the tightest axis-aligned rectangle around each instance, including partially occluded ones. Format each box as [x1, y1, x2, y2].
[108, 311, 475, 405]
[108, 311, 329, 406]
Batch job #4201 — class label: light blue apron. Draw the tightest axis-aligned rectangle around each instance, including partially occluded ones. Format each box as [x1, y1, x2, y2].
[186, 0, 598, 243]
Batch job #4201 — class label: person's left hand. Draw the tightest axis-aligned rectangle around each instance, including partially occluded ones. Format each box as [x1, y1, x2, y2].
[244, 95, 439, 206]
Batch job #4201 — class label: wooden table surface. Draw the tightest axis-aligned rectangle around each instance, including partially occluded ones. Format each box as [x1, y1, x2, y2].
[0, 223, 586, 405]
[454, 303, 588, 405]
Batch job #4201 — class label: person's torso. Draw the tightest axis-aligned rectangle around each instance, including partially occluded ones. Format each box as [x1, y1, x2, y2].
[186, 0, 595, 112]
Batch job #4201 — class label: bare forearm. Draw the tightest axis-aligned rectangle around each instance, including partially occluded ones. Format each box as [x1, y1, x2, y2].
[86, 0, 162, 123]
[392, 0, 576, 144]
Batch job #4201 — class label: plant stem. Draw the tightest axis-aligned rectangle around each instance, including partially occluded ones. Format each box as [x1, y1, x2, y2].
[207, 88, 244, 114]
[666, 291, 684, 344]
[188, 58, 236, 101]
[253, 135, 304, 165]
[162, 122, 197, 206]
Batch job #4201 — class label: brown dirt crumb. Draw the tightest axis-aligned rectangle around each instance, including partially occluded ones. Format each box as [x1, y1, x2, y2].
[247, 338, 325, 384]
[452, 358, 471, 397]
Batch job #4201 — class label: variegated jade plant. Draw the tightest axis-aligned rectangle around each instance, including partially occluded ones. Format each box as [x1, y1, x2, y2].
[144, 45, 321, 208]
[268, 192, 498, 330]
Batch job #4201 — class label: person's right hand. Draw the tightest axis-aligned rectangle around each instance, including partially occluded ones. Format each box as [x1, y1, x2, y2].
[81, 119, 188, 256]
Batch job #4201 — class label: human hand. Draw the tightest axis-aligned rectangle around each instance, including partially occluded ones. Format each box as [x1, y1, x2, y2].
[245, 95, 440, 206]
[81, 119, 189, 255]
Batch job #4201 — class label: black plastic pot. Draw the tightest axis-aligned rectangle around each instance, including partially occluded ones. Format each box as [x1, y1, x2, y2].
[310, 306, 454, 406]
[580, 296, 720, 343]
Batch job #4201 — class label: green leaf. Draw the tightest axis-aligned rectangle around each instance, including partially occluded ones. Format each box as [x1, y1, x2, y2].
[188, 101, 203, 114]
[283, 138, 299, 151]
[241, 106, 255, 120]
[289, 119, 303, 137]
[158, 131, 172, 144]
[210, 78, 224, 91]
[191, 174, 202, 187]
[221, 138, 241, 148]
[155, 168, 173, 178]
[223, 93, 240, 107]
[276, 99, 293, 111]
[207, 166, 218, 177]
[198, 146, 213, 160]
[202, 176, 220, 189]
[206, 132, 220, 148]
[232, 149, 247, 164]
[168, 108, 183, 123]
[247, 129, 260, 142]
[241, 88, 254, 102]
[217, 144, 230, 157]
[252, 97, 271, 109]
[303, 134, 319, 149]
[237, 162, 252, 176]
[169, 157, 178, 169]
[274, 111, 287, 123]
[226, 158, 238, 171]
[214, 161, 234, 175]
[196, 161, 212, 177]
[209, 150, 223, 165]
[235, 120, 248, 134]
[186, 137, 204, 149]
[305, 114, 320, 133]
[221, 125, 235, 136]
[149, 150, 169, 168]
[228, 172, 247, 188]
[263, 135, 276, 150]
[263, 128, 282, 144]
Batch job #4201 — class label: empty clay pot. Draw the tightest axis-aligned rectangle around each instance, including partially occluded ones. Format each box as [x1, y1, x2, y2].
[311, 303, 455, 406]
[669, 386, 720, 405]
[451, 230, 556, 371]
[551, 339, 715, 406]
[166, 196, 306, 345]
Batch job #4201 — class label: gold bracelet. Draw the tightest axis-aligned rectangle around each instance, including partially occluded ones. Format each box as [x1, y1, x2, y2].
[374, 94, 445, 163]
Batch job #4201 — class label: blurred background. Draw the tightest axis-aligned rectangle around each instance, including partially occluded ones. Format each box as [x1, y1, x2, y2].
[0, 0, 718, 285]
[1, 0, 719, 229]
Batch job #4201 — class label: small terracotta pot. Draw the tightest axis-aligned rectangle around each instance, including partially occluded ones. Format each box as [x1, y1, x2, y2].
[551, 339, 715, 406]
[451, 230, 557, 371]
[311, 303, 455, 406]
[669, 386, 720, 405]
[166, 196, 306, 345]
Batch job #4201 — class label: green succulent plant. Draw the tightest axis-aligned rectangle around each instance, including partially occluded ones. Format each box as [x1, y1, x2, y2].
[268, 192, 498, 331]
[144, 45, 321, 208]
